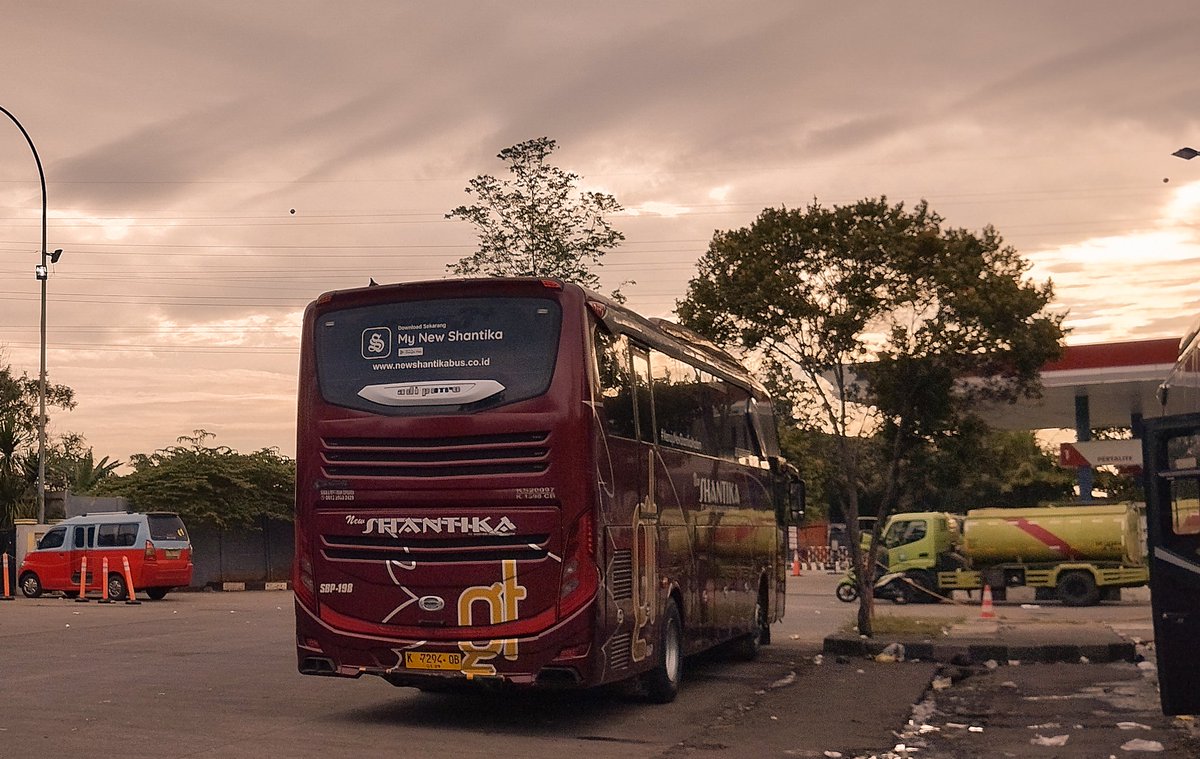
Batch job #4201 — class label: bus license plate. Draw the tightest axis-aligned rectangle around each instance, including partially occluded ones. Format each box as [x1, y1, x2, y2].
[404, 651, 462, 671]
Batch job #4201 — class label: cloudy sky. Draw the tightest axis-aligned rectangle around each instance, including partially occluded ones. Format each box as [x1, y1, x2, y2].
[2, 2, 1199, 463]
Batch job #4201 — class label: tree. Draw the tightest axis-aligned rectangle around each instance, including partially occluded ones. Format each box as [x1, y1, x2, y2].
[676, 198, 1064, 636]
[52, 432, 121, 494]
[913, 425, 1076, 510]
[92, 430, 294, 529]
[446, 137, 628, 297]
[0, 355, 76, 526]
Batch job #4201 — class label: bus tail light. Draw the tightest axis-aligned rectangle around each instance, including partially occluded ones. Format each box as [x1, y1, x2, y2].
[559, 510, 598, 617]
[144, 540, 156, 560]
[295, 526, 316, 609]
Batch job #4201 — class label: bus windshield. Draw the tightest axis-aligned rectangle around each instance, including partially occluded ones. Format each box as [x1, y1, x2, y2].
[314, 296, 562, 414]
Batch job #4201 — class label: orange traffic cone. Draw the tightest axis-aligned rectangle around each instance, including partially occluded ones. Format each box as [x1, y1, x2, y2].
[791, 554, 801, 577]
[980, 584, 996, 619]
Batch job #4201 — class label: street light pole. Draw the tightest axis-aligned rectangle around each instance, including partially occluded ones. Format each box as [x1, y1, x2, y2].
[0, 105, 52, 524]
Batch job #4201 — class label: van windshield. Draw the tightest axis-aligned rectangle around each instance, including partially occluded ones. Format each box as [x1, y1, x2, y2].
[148, 514, 189, 542]
[38, 527, 65, 549]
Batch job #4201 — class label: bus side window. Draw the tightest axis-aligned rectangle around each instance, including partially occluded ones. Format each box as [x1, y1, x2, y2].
[595, 330, 637, 439]
[650, 352, 709, 455]
[632, 348, 655, 443]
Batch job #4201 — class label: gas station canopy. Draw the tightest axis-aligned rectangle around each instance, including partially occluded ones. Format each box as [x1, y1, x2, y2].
[976, 337, 1179, 431]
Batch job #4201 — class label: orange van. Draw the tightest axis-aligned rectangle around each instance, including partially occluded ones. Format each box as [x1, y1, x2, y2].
[18, 512, 193, 600]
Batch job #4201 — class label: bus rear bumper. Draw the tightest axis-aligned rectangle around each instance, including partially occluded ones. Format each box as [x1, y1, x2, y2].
[294, 597, 600, 690]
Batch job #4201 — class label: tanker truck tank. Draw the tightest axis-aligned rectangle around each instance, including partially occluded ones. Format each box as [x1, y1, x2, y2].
[961, 503, 1144, 567]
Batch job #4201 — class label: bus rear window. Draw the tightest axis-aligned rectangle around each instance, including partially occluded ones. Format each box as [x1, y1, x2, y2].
[315, 297, 562, 414]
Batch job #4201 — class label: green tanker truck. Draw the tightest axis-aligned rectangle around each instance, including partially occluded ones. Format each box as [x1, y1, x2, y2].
[872, 503, 1147, 607]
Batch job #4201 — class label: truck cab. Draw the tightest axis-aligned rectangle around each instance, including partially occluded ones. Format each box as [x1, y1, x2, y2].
[879, 511, 961, 574]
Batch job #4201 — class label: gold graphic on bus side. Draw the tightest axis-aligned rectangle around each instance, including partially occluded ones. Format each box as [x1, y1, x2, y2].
[631, 448, 659, 663]
[456, 559, 528, 677]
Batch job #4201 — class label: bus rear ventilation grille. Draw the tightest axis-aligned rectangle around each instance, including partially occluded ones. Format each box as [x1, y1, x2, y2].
[321, 433, 550, 478]
[321, 462, 548, 478]
[609, 549, 633, 601]
[324, 533, 550, 550]
[607, 632, 632, 670]
[323, 432, 549, 449]
[323, 546, 549, 564]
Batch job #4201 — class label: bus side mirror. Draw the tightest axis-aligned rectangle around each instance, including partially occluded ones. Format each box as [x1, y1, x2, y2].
[789, 479, 806, 524]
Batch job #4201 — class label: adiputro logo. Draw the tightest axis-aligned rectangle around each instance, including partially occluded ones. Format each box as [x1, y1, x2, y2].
[361, 327, 392, 359]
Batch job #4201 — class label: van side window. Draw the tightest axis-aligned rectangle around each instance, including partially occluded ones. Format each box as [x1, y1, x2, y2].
[118, 523, 139, 546]
[73, 526, 89, 549]
[97, 523, 139, 547]
[38, 527, 65, 549]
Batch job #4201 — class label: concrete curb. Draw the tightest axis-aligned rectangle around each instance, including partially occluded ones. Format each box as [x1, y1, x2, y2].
[822, 629, 1137, 664]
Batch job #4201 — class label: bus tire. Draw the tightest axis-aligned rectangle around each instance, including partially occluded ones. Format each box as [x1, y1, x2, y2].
[642, 600, 682, 704]
[1057, 571, 1100, 607]
[732, 591, 769, 661]
[19, 572, 42, 599]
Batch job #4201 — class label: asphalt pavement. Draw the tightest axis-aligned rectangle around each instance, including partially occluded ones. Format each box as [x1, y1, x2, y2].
[763, 571, 1200, 758]
[3, 572, 1197, 758]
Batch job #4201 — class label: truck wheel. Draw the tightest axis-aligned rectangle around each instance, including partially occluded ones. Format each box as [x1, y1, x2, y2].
[1057, 571, 1100, 607]
[907, 570, 938, 604]
[642, 600, 682, 703]
[19, 572, 42, 598]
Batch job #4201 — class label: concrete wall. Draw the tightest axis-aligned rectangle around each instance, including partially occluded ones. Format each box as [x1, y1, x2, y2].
[188, 518, 294, 587]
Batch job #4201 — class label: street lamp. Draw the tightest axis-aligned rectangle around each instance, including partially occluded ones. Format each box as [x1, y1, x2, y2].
[0, 105, 55, 524]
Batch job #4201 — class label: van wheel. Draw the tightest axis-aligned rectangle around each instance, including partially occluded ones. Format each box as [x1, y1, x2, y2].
[1057, 571, 1099, 607]
[20, 572, 42, 598]
[107, 573, 128, 602]
[147, 587, 169, 601]
[642, 600, 682, 704]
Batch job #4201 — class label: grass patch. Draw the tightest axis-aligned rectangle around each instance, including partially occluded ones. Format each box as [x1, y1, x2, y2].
[841, 615, 964, 637]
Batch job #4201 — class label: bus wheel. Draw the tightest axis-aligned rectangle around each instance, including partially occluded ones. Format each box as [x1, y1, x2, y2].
[107, 573, 128, 602]
[643, 600, 682, 704]
[732, 590, 770, 660]
[1057, 571, 1100, 607]
[19, 572, 42, 598]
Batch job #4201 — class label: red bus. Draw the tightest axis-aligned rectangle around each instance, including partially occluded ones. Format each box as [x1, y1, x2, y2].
[293, 277, 802, 701]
